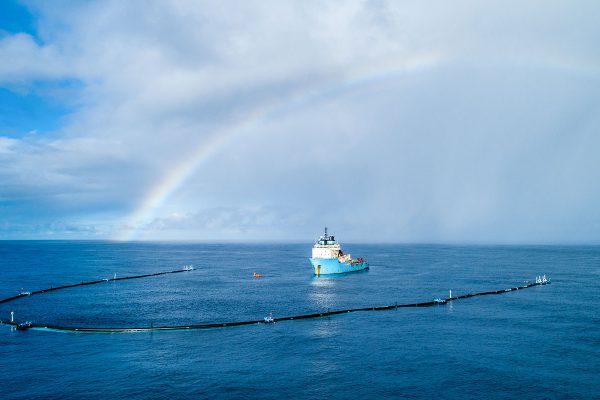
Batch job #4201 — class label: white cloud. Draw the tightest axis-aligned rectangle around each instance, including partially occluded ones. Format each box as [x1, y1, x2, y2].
[0, 33, 68, 85]
[1, 0, 599, 241]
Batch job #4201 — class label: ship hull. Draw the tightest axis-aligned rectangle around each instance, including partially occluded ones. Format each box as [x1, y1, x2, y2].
[309, 258, 369, 275]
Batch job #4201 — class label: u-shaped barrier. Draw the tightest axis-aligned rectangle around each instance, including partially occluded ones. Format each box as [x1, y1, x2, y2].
[0, 268, 550, 334]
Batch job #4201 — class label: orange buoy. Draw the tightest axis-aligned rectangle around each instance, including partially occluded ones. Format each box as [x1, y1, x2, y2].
[253, 272, 263, 278]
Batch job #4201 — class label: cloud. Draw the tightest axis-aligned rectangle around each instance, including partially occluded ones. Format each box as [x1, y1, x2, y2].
[125, 206, 311, 241]
[1, 0, 600, 242]
[0, 33, 68, 85]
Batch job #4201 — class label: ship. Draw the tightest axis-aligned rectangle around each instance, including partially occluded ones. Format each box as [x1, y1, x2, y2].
[309, 227, 369, 276]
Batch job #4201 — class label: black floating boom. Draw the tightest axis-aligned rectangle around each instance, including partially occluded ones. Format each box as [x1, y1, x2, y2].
[0, 268, 550, 334]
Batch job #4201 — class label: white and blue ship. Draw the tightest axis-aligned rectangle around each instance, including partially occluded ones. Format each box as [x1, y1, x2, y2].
[309, 228, 368, 275]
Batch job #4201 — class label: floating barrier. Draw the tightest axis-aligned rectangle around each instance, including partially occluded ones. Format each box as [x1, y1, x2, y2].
[0, 268, 192, 306]
[0, 271, 550, 334]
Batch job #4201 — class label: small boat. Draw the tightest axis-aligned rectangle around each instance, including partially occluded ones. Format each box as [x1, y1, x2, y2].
[102, 278, 109, 282]
[433, 298, 446, 304]
[19, 290, 31, 296]
[16, 321, 32, 331]
[253, 272, 263, 278]
[535, 275, 550, 284]
[263, 312, 275, 323]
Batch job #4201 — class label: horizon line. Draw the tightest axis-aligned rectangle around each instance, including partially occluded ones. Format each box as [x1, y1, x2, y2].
[1, 239, 600, 246]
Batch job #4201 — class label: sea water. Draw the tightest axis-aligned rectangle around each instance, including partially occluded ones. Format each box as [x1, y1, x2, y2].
[0, 241, 598, 399]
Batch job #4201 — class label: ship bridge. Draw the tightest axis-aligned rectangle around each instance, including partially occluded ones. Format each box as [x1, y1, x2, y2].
[316, 227, 337, 245]
[312, 227, 343, 259]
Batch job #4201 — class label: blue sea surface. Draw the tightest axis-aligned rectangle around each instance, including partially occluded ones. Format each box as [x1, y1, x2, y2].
[0, 242, 598, 399]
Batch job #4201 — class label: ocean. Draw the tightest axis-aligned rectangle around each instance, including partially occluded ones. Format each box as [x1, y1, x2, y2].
[0, 241, 598, 399]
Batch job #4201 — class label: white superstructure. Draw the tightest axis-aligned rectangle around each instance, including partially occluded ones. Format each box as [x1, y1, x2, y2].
[311, 228, 352, 262]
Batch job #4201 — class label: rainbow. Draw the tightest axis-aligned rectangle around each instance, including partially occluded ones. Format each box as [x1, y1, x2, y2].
[113, 54, 441, 241]
[113, 104, 273, 241]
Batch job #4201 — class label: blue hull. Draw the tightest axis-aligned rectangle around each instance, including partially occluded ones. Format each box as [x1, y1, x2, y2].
[309, 258, 369, 275]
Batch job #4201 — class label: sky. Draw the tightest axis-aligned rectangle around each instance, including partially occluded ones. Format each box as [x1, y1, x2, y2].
[0, 0, 599, 243]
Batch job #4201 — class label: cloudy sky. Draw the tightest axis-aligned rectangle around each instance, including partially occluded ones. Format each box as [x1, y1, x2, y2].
[1, 0, 599, 243]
